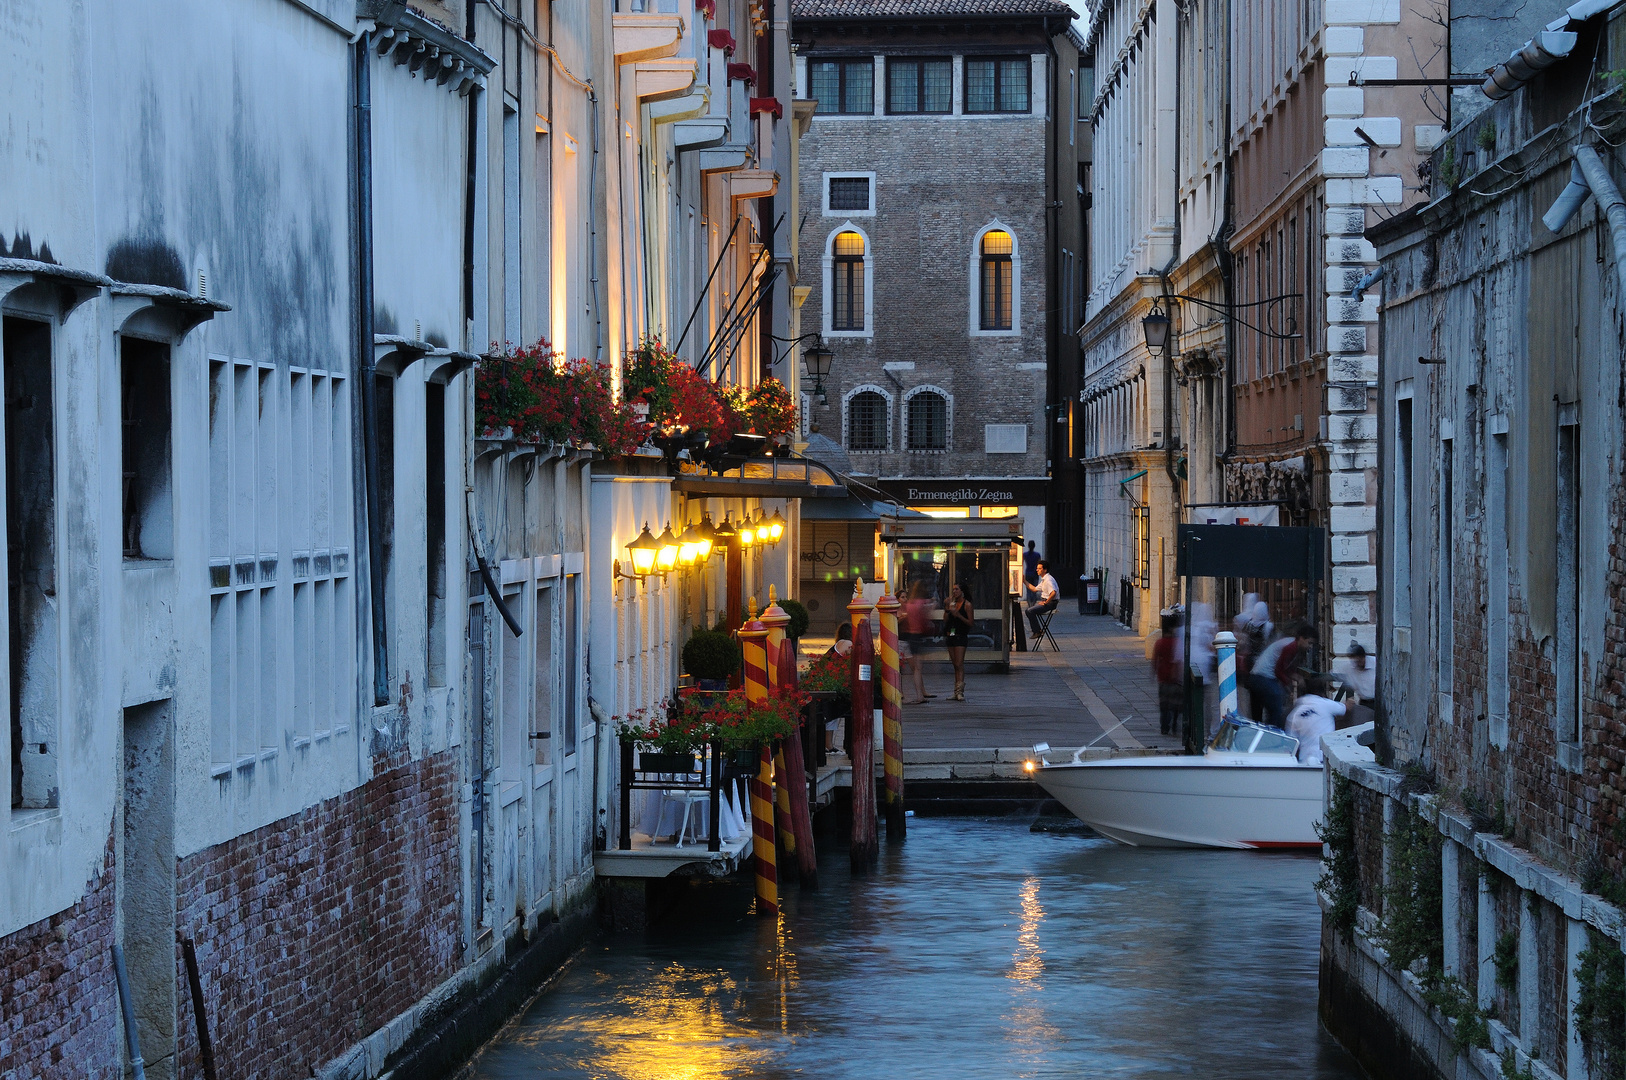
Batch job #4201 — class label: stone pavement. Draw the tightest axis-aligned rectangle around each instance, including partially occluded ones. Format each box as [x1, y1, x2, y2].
[900, 608, 1180, 752]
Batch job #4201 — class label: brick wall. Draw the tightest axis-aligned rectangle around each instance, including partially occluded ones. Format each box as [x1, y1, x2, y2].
[797, 109, 1051, 480]
[173, 750, 461, 1079]
[0, 838, 120, 1079]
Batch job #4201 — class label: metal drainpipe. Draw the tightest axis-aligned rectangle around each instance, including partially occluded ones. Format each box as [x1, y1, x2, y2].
[356, 32, 390, 707]
[1575, 146, 1626, 303]
[113, 943, 146, 1080]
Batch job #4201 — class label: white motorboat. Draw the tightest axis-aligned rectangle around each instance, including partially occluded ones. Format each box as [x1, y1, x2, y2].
[1031, 718, 1325, 849]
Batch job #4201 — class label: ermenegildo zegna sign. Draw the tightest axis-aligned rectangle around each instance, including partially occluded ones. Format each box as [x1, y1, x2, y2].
[876, 479, 1050, 505]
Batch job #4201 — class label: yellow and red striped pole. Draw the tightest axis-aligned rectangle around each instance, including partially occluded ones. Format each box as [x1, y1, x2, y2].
[874, 590, 905, 840]
[847, 580, 878, 871]
[739, 601, 777, 915]
[761, 588, 797, 869]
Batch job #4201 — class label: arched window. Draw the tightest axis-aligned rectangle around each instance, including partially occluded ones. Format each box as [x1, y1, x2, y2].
[906, 391, 948, 451]
[847, 390, 887, 451]
[832, 230, 866, 331]
[980, 230, 1013, 330]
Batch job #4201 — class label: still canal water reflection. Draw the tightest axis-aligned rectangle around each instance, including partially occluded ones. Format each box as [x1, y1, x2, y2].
[466, 818, 1365, 1079]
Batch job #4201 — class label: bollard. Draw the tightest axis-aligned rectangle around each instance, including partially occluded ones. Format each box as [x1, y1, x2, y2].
[774, 745, 796, 865]
[740, 602, 777, 915]
[1215, 630, 1238, 725]
[874, 591, 905, 840]
[847, 580, 879, 871]
[770, 592, 819, 888]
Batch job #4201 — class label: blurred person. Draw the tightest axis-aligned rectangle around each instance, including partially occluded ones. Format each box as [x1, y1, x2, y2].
[902, 581, 933, 703]
[1332, 642, 1375, 705]
[1285, 674, 1346, 767]
[1152, 613, 1184, 737]
[943, 583, 974, 701]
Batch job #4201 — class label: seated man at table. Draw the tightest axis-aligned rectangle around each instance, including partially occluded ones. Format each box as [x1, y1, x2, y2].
[1026, 561, 1059, 642]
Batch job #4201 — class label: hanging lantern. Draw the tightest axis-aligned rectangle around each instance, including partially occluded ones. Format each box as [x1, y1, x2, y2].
[655, 524, 681, 573]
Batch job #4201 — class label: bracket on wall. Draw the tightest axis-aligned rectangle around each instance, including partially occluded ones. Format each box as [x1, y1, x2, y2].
[110, 283, 230, 341]
[0, 259, 112, 320]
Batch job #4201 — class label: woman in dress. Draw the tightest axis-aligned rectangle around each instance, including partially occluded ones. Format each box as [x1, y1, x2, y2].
[943, 583, 974, 701]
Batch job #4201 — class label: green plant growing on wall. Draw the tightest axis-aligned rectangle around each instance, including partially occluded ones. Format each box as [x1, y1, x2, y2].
[1422, 974, 1491, 1054]
[1494, 928, 1518, 990]
[1500, 1049, 1537, 1080]
[1317, 776, 1361, 934]
[1575, 925, 1626, 1080]
[1475, 124, 1497, 152]
[1378, 803, 1444, 974]
[1439, 142, 1459, 190]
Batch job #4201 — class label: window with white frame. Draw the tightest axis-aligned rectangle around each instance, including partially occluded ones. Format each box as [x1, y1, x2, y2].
[971, 224, 1020, 335]
[826, 227, 872, 335]
[209, 359, 354, 774]
[906, 389, 949, 451]
[846, 388, 889, 452]
[823, 172, 875, 216]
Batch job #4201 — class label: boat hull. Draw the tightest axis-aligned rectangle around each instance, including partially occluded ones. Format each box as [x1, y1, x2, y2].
[1035, 756, 1323, 849]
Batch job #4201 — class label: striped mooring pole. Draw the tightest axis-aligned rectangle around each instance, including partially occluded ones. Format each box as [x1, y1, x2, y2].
[740, 601, 778, 916]
[1215, 630, 1238, 723]
[873, 591, 905, 840]
[760, 590, 798, 866]
[847, 580, 878, 872]
[765, 586, 818, 887]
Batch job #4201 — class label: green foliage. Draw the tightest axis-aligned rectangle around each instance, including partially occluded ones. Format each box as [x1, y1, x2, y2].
[1378, 803, 1444, 974]
[1461, 788, 1510, 837]
[1575, 925, 1626, 1080]
[1500, 1049, 1536, 1080]
[682, 628, 741, 681]
[1316, 775, 1361, 935]
[1494, 928, 1518, 990]
[1421, 974, 1491, 1055]
[1439, 143, 1459, 189]
[1475, 124, 1497, 152]
[779, 597, 811, 641]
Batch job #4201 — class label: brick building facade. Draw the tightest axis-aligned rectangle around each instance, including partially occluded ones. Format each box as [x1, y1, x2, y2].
[1324, 5, 1626, 1077]
[790, 0, 1083, 575]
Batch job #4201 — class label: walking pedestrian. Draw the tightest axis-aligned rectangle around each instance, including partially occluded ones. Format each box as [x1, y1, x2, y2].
[902, 581, 933, 704]
[943, 583, 974, 701]
[1152, 613, 1184, 736]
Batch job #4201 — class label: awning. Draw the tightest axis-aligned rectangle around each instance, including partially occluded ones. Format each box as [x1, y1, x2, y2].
[672, 454, 848, 499]
[800, 495, 882, 521]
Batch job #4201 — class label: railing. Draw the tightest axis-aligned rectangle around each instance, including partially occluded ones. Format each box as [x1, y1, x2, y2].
[618, 739, 727, 853]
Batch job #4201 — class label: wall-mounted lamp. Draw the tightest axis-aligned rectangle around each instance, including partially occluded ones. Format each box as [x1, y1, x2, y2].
[677, 523, 701, 567]
[764, 508, 786, 544]
[655, 524, 681, 574]
[714, 514, 737, 547]
[626, 523, 659, 577]
[1141, 301, 1171, 352]
[695, 513, 717, 561]
[738, 516, 756, 547]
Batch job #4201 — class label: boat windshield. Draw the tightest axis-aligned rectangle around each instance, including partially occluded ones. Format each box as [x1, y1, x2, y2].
[1209, 718, 1300, 756]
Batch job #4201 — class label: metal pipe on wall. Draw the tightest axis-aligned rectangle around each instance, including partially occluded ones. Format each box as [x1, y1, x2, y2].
[355, 32, 391, 706]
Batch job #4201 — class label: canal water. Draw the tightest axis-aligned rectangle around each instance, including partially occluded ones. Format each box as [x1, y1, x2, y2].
[465, 818, 1365, 1079]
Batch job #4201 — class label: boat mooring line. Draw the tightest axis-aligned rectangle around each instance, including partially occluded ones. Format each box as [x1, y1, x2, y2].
[1039, 647, 1143, 749]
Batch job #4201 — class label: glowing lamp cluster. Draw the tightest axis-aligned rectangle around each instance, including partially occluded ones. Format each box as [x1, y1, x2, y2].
[617, 507, 785, 582]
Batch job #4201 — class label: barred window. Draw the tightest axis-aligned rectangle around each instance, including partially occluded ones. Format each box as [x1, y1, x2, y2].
[847, 391, 887, 451]
[980, 230, 1014, 331]
[810, 58, 874, 115]
[965, 57, 1031, 113]
[907, 392, 948, 451]
[832, 230, 866, 331]
[887, 58, 952, 114]
[828, 177, 871, 211]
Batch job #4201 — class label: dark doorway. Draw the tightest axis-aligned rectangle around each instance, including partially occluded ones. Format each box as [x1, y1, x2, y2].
[122, 699, 177, 1079]
[120, 338, 173, 560]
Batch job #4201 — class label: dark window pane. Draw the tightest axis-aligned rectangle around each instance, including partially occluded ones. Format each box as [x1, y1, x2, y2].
[998, 59, 1030, 111]
[923, 60, 952, 112]
[888, 60, 920, 113]
[908, 393, 947, 450]
[965, 60, 995, 112]
[829, 177, 871, 210]
[811, 62, 840, 113]
[842, 60, 873, 113]
[848, 391, 886, 450]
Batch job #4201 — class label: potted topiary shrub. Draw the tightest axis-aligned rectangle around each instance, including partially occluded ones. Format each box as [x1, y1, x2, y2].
[682, 626, 740, 691]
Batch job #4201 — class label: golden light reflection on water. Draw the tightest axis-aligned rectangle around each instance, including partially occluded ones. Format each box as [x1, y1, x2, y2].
[1008, 876, 1045, 984]
[1003, 875, 1061, 1071]
[513, 961, 777, 1080]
